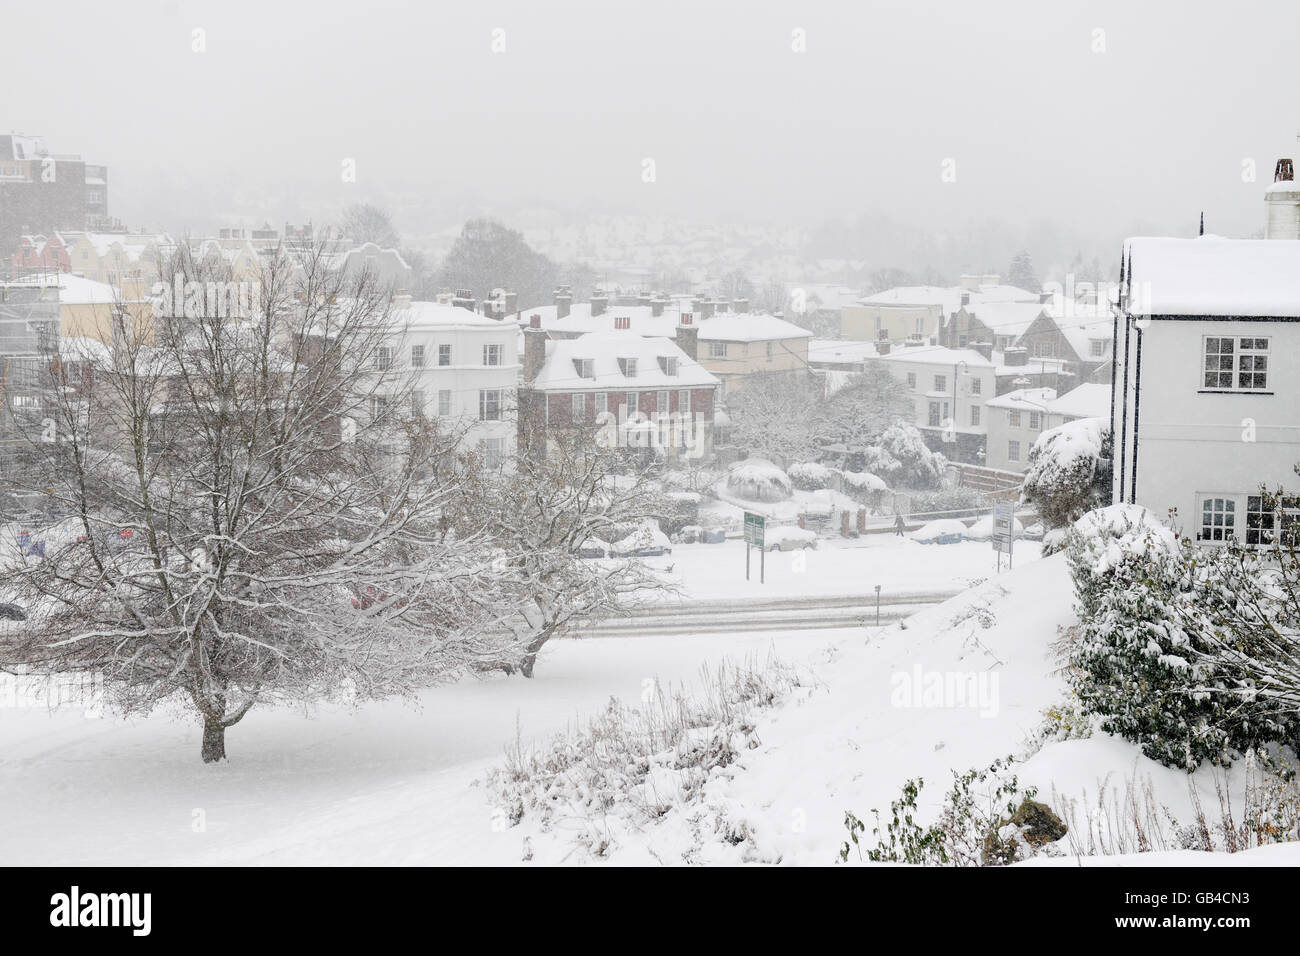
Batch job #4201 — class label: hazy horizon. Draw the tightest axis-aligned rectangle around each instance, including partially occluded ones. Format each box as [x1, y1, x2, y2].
[5, 0, 1298, 261]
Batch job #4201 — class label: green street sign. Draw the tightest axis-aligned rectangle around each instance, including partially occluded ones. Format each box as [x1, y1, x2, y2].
[743, 512, 765, 548]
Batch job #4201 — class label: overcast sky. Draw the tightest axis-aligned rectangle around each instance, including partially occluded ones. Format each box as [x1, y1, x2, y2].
[5, 0, 1298, 242]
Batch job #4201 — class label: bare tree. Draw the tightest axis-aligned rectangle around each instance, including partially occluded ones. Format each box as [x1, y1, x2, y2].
[0, 243, 520, 761]
[456, 413, 669, 678]
[340, 203, 401, 249]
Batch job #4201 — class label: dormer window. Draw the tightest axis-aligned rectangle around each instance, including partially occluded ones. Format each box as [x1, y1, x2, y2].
[657, 356, 678, 375]
[618, 357, 637, 378]
[573, 358, 594, 379]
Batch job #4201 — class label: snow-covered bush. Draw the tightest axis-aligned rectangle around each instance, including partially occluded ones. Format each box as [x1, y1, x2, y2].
[787, 461, 836, 491]
[841, 757, 1063, 866]
[1065, 505, 1300, 769]
[874, 422, 947, 489]
[840, 470, 889, 510]
[1021, 418, 1113, 530]
[486, 653, 806, 862]
[725, 458, 792, 502]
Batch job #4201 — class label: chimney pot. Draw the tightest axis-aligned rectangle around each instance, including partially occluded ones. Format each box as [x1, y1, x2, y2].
[529, 313, 541, 329]
[1276, 158, 1295, 183]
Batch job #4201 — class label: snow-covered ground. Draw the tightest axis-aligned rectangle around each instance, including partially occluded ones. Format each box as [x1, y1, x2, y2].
[3, 545, 1295, 866]
[0, 630, 828, 865]
[644, 535, 1039, 602]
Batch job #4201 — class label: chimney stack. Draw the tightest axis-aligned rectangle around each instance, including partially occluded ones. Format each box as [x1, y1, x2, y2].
[554, 286, 572, 320]
[876, 341, 890, 355]
[650, 294, 667, 318]
[676, 313, 698, 360]
[591, 291, 609, 318]
[695, 298, 716, 320]
[733, 297, 750, 314]
[960, 291, 971, 308]
[452, 288, 475, 312]
[523, 315, 547, 383]
[505, 291, 518, 315]
[971, 340, 993, 361]
[1265, 158, 1300, 240]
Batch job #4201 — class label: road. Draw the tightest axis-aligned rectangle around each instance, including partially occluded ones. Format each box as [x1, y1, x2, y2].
[572, 589, 962, 637]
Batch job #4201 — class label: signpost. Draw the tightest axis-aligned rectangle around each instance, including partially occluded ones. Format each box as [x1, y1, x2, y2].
[992, 502, 1015, 571]
[743, 512, 766, 583]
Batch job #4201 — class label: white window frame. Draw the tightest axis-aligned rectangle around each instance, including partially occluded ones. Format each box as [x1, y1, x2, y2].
[437, 389, 451, 416]
[708, 341, 727, 359]
[1198, 495, 1237, 543]
[1008, 439, 1020, 463]
[1203, 336, 1269, 392]
[483, 343, 502, 366]
[410, 344, 425, 367]
[375, 346, 393, 370]
[970, 405, 980, 426]
[933, 374, 946, 392]
[594, 392, 607, 416]
[618, 357, 638, 378]
[479, 388, 501, 422]
[438, 344, 451, 366]
[572, 392, 586, 419]
[678, 389, 691, 415]
[657, 389, 669, 413]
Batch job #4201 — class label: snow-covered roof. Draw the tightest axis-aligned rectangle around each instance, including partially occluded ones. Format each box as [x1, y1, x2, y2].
[517, 302, 811, 343]
[965, 300, 1046, 339]
[1045, 383, 1110, 420]
[532, 331, 719, 391]
[57, 273, 133, 305]
[808, 339, 882, 364]
[1125, 237, 1300, 317]
[984, 387, 1058, 411]
[700, 312, 812, 342]
[396, 300, 509, 329]
[858, 283, 1039, 316]
[873, 346, 995, 369]
[1050, 307, 1114, 358]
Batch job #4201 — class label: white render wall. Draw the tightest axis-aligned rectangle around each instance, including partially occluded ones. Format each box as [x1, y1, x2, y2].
[1113, 315, 1300, 540]
[871, 353, 995, 444]
[984, 407, 1059, 473]
[388, 320, 520, 454]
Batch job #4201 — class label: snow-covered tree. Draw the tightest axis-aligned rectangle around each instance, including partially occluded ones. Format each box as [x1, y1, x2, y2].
[725, 372, 824, 466]
[438, 218, 559, 311]
[0, 244, 521, 761]
[861, 422, 946, 489]
[816, 364, 914, 448]
[340, 202, 401, 249]
[462, 420, 668, 678]
[1021, 418, 1112, 531]
[1006, 251, 1039, 293]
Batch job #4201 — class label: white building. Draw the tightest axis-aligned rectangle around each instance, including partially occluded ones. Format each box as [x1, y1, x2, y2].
[1113, 162, 1300, 543]
[380, 298, 519, 466]
[984, 383, 1110, 473]
[868, 345, 996, 463]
